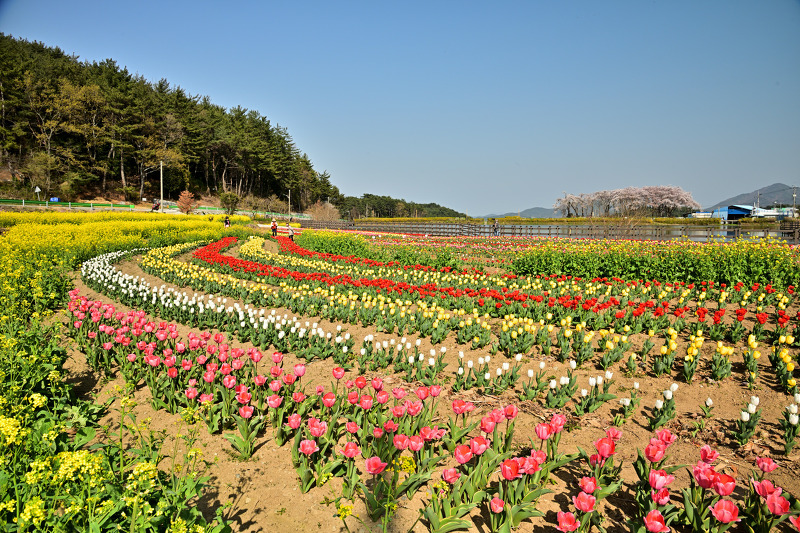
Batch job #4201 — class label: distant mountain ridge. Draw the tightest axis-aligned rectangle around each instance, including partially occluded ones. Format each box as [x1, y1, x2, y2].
[481, 182, 797, 219]
[481, 206, 559, 219]
[704, 183, 796, 211]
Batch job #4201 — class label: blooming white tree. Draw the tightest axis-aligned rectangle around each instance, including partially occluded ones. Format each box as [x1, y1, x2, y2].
[555, 186, 700, 217]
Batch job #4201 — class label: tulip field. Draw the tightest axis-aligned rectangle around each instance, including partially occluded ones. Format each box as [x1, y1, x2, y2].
[2, 213, 800, 532]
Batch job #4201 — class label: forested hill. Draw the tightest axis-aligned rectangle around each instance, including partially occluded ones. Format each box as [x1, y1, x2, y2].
[0, 34, 340, 208]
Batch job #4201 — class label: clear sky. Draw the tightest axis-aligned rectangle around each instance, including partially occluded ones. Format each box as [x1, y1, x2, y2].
[1, 1, 798, 215]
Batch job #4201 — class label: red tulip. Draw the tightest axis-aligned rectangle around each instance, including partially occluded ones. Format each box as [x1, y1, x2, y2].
[594, 437, 615, 459]
[504, 404, 519, 420]
[501, 459, 520, 480]
[752, 478, 781, 499]
[332, 367, 345, 380]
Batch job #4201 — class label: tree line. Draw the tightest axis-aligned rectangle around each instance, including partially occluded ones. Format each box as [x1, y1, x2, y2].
[0, 34, 340, 209]
[553, 186, 701, 218]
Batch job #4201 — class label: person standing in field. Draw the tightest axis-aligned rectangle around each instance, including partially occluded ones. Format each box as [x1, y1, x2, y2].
[493, 219, 499, 236]
[287, 222, 294, 242]
[271, 218, 278, 237]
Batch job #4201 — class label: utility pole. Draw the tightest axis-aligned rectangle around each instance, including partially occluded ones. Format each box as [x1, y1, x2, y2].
[794, 186, 797, 217]
[159, 160, 163, 213]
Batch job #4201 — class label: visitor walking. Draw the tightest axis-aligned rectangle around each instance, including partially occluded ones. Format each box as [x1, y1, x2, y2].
[271, 218, 278, 237]
[287, 222, 294, 242]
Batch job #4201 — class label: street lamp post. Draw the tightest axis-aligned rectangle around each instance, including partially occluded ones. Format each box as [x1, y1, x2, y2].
[285, 189, 291, 215]
[159, 160, 163, 213]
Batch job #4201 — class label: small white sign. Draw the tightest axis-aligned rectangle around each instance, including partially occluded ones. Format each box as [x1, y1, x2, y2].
[34, 186, 41, 193]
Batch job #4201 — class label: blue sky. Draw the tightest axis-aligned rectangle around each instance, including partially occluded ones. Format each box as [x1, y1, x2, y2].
[1, 1, 798, 215]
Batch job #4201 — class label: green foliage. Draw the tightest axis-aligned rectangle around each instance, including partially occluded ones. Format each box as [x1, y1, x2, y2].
[510, 238, 800, 288]
[219, 192, 240, 215]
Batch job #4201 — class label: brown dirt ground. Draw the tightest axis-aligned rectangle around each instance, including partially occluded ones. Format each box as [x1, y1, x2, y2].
[60, 243, 800, 533]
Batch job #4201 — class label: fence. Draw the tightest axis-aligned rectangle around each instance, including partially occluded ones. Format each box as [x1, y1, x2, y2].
[299, 219, 800, 244]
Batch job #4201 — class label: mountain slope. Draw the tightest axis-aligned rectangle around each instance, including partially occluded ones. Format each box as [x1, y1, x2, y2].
[705, 183, 796, 211]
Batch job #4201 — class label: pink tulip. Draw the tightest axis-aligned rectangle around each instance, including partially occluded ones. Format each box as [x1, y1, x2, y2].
[605, 427, 622, 442]
[345, 422, 359, 434]
[579, 477, 598, 494]
[535, 423, 552, 441]
[354, 376, 367, 389]
[340, 442, 360, 459]
[239, 405, 254, 419]
[286, 413, 302, 429]
[454, 445, 473, 465]
[709, 500, 740, 523]
[504, 404, 519, 420]
[393, 434, 409, 450]
[293, 364, 306, 377]
[383, 420, 399, 433]
[392, 387, 407, 400]
[442, 468, 460, 484]
[429, 385, 441, 397]
[651, 488, 670, 506]
[408, 435, 424, 452]
[480, 416, 496, 434]
[756, 457, 778, 473]
[645, 441, 666, 463]
[299, 439, 319, 456]
[406, 401, 423, 416]
[594, 437, 615, 459]
[371, 377, 383, 391]
[332, 367, 345, 380]
[292, 392, 306, 403]
[359, 395, 374, 410]
[713, 473, 736, 496]
[490, 497, 504, 514]
[649, 469, 675, 490]
[271, 351, 283, 364]
[185, 387, 198, 400]
[376, 390, 390, 404]
[365, 456, 387, 475]
[556, 511, 580, 532]
[644, 509, 670, 532]
[222, 375, 237, 389]
[322, 392, 336, 407]
[470, 436, 489, 456]
[752, 478, 782, 499]
[767, 492, 790, 515]
[700, 445, 719, 463]
[416, 386, 429, 400]
[573, 491, 596, 513]
[267, 395, 282, 409]
[655, 428, 676, 446]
